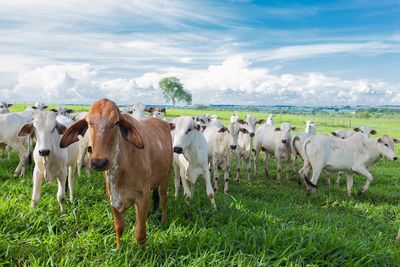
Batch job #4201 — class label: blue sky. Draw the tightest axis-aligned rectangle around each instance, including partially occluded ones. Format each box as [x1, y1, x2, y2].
[0, 0, 399, 105]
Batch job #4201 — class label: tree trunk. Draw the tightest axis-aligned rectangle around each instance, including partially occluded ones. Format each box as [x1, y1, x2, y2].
[172, 98, 176, 107]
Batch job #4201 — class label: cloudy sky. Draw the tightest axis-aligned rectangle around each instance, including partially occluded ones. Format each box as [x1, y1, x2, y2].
[0, 0, 399, 106]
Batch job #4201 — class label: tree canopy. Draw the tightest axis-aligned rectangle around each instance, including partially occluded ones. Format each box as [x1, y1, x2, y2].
[159, 77, 192, 106]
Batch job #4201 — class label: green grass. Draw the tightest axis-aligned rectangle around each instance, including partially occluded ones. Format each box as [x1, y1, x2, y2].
[1, 108, 400, 266]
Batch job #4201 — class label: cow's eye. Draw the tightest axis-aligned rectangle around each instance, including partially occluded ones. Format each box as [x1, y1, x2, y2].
[385, 143, 389, 147]
[186, 128, 192, 134]
[114, 121, 119, 127]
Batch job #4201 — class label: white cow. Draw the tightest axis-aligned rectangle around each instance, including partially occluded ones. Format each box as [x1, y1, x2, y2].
[203, 122, 232, 193]
[125, 102, 145, 119]
[50, 105, 75, 119]
[0, 101, 12, 114]
[291, 121, 317, 183]
[0, 112, 34, 177]
[331, 125, 376, 139]
[300, 133, 398, 196]
[230, 112, 240, 123]
[18, 111, 79, 213]
[267, 114, 274, 126]
[254, 123, 295, 183]
[193, 115, 210, 131]
[172, 116, 216, 208]
[0, 101, 12, 159]
[332, 125, 377, 186]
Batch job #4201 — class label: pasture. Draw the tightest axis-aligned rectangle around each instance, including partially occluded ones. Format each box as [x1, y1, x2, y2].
[1, 106, 400, 266]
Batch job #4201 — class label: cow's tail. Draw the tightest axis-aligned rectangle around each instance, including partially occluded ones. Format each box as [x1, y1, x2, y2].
[301, 137, 317, 188]
[291, 135, 301, 156]
[152, 188, 160, 211]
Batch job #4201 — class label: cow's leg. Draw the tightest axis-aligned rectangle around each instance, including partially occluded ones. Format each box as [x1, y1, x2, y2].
[181, 173, 192, 203]
[336, 172, 343, 187]
[253, 146, 260, 175]
[285, 155, 291, 184]
[307, 167, 322, 193]
[31, 166, 43, 208]
[204, 169, 216, 209]
[67, 164, 75, 202]
[213, 158, 219, 192]
[223, 162, 230, 194]
[293, 154, 301, 183]
[6, 145, 11, 160]
[56, 170, 67, 214]
[173, 162, 181, 198]
[135, 195, 149, 246]
[276, 156, 282, 184]
[159, 181, 168, 224]
[346, 173, 354, 197]
[246, 156, 251, 184]
[111, 207, 125, 249]
[397, 228, 400, 243]
[9, 142, 28, 177]
[263, 153, 270, 178]
[235, 152, 241, 183]
[354, 167, 373, 195]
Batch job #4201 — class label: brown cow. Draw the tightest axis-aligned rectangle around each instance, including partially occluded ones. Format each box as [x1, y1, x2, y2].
[59, 98, 172, 247]
[145, 106, 166, 115]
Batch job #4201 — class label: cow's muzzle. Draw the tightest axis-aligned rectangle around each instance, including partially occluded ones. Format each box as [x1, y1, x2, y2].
[394, 157, 398, 161]
[250, 133, 255, 137]
[39, 149, 50, 157]
[91, 158, 109, 171]
[281, 140, 287, 144]
[173, 146, 183, 154]
[230, 145, 237, 150]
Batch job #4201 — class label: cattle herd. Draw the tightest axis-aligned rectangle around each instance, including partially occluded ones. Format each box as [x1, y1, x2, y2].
[0, 98, 399, 248]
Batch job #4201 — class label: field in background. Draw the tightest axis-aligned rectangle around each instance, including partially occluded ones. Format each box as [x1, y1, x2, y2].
[1, 106, 400, 265]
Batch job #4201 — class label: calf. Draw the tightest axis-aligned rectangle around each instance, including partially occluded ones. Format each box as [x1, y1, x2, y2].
[18, 111, 79, 212]
[331, 125, 377, 139]
[203, 122, 231, 193]
[300, 133, 398, 196]
[0, 101, 12, 114]
[291, 121, 316, 183]
[60, 98, 172, 247]
[266, 114, 274, 126]
[193, 115, 210, 131]
[172, 116, 216, 208]
[254, 123, 295, 183]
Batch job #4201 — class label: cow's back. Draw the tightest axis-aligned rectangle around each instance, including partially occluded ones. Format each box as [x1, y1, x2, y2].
[0, 113, 28, 142]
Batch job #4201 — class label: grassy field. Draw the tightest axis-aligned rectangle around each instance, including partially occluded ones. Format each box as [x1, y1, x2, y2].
[1, 106, 400, 266]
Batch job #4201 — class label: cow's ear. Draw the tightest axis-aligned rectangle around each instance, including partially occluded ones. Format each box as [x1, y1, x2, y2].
[7, 104, 13, 107]
[353, 127, 360, 132]
[50, 108, 58, 113]
[331, 132, 338, 137]
[56, 123, 67, 135]
[169, 123, 176, 130]
[274, 127, 281, 132]
[31, 106, 38, 110]
[195, 124, 201, 131]
[240, 128, 249, 134]
[256, 119, 265, 125]
[238, 119, 245, 124]
[218, 127, 228, 133]
[377, 138, 382, 143]
[119, 115, 144, 149]
[370, 129, 377, 135]
[394, 138, 399, 144]
[67, 109, 74, 113]
[60, 119, 88, 148]
[291, 127, 296, 131]
[42, 105, 48, 110]
[18, 123, 34, 137]
[127, 110, 133, 114]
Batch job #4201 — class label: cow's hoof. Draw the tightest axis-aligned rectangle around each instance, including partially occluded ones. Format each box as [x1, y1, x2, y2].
[357, 190, 364, 196]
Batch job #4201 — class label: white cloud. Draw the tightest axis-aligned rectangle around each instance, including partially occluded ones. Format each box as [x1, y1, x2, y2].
[3, 56, 399, 106]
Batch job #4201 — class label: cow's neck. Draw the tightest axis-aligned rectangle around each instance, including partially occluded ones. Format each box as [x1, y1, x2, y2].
[106, 134, 122, 211]
[362, 138, 381, 165]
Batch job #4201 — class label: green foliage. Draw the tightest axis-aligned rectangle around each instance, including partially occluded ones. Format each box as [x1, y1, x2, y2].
[159, 77, 192, 106]
[1, 108, 400, 265]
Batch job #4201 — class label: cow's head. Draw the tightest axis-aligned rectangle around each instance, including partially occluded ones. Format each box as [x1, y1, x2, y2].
[376, 135, 398, 161]
[305, 120, 316, 135]
[60, 98, 144, 171]
[227, 120, 244, 149]
[18, 111, 67, 157]
[275, 123, 295, 144]
[354, 125, 377, 137]
[172, 116, 201, 154]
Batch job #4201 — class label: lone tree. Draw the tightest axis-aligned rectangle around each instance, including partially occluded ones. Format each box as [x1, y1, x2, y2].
[159, 76, 192, 106]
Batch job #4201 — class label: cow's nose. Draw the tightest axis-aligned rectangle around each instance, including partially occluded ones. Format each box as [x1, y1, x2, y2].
[394, 157, 398, 161]
[39, 149, 50, 157]
[282, 140, 287, 144]
[230, 145, 237, 150]
[250, 133, 255, 137]
[91, 159, 109, 170]
[173, 147, 183, 154]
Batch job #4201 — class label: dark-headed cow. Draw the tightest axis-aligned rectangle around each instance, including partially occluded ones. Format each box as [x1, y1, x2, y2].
[59, 98, 172, 248]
